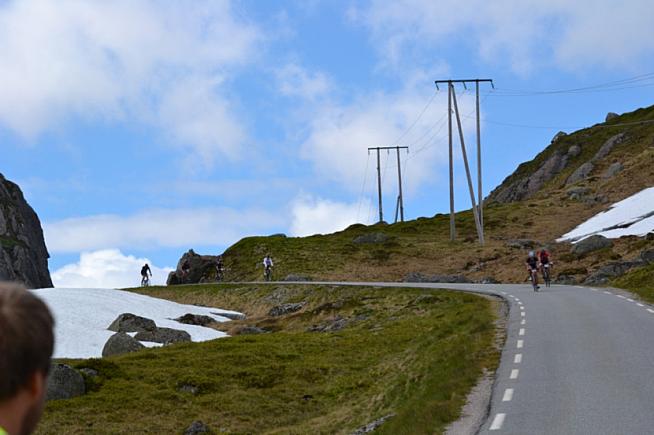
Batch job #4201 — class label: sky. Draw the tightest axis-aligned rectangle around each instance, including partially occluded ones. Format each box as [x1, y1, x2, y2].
[2, 0, 654, 288]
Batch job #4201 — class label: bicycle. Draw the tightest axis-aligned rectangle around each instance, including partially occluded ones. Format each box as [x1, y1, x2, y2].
[141, 275, 150, 287]
[542, 263, 552, 288]
[264, 266, 273, 282]
[215, 267, 225, 282]
[529, 267, 539, 292]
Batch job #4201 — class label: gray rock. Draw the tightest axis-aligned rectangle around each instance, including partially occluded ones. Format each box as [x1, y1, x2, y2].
[566, 187, 591, 200]
[134, 327, 191, 345]
[566, 162, 594, 185]
[45, 363, 86, 401]
[211, 311, 246, 321]
[567, 145, 582, 157]
[102, 332, 145, 357]
[506, 239, 538, 249]
[178, 384, 199, 395]
[571, 235, 613, 256]
[592, 133, 625, 162]
[352, 414, 396, 434]
[282, 274, 312, 282]
[605, 112, 619, 122]
[167, 249, 224, 285]
[309, 316, 349, 332]
[603, 162, 623, 179]
[551, 131, 567, 143]
[640, 249, 654, 264]
[0, 173, 53, 288]
[584, 260, 644, 284]
[268, 302, 306, 317]
[353, 232, 389, 244]
[175, 313, 216, 326]
[184, 420, 211, 435]
[403, 272, 472, 283]
[108, 313, 157, 333]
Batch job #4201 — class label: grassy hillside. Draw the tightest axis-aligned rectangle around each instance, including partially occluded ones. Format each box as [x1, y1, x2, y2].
[39, 284, 501, 434]
[213, 105, 654, 286]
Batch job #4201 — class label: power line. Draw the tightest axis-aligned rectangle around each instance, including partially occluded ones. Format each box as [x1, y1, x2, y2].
[390, 89, 440, 146]
[490, 72, 654, 96]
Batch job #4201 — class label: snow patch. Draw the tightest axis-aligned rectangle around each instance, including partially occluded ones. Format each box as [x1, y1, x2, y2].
[32, 288, 242, 359]
[559, 187, 654, 243]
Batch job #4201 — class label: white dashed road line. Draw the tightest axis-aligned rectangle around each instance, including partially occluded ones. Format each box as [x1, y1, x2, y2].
[519, 328, 525, 336]
[490, 413, 506, 431]
[521, 319, 526, 325]
[517, 340, 524, 349]
[510, 369, 519, 379]
[514, 354, 522, 364]
[647, 309, 654, 314]
[627, 299, 634, 302]
[604, 291, 611, 295]
[637, 303, 644, 307]
[521, 312, 525, 317]
[502, 388, 514, 402]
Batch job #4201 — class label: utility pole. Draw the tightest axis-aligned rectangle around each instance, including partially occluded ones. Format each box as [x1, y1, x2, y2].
[368, 146, 409, 223]
[435, 78, 493, 245]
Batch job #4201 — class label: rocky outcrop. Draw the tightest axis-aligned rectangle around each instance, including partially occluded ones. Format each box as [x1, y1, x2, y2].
[571, 235, 613, 256]
[167, 249, 221, 285]
[592, 133, 625, 162]
[46, 363, 86, 401]
[0, 173, 52, 288]
[603, 162, 624, 179]
[605, 112, 619, 122]
[584, 260, 644, 285]
[566, 162, 594, 185]
[102, 332, 145, 357]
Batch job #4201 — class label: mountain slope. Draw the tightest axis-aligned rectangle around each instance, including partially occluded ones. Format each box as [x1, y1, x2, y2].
[202, 105, 654, 286]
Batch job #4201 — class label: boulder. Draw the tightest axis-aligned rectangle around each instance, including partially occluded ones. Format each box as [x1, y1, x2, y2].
[268, 302, 306, 317]
[0, 173, 53, 288]
[640, 249, 654, 264]
[567, 145, 582, 157]
[175, 313, 216, 327]
[108, 313, 156, 333]
[584, 260, 644, 284]
[102, 332, 145, 357]
[603, 162, 623, 179]
[605, 112, 619, 122]
[168, 249, 223, 285]
[571, 235, 613, 256]
[403, 272, 472, 283]
[282, 274, 312, 282]
[184, 421, 211, 435]
[551, 131, 567, 143]
[134, 327, 191, 345]
[592, 133, 625, 162]
[45, 363, 86, 401]
[566, 162, 594, 185]
[353, 232, 389, 244]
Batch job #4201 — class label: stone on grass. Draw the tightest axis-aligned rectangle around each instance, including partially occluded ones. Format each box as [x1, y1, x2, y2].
[603, 162, 623, 179]
[640, 249, 654, 264]
[45, 363, 86, 401]
[134, 327, 191, 345]
[102, 332, 145, 357]
[571, 235, 613, 256]
[268, 302, 306, 317]
[566, 162, 594, 185]
[107, 313, 156, 333]
[184, 420, 211, 435]
[584, 260, 644, 284]
[175, 313, 216, 327]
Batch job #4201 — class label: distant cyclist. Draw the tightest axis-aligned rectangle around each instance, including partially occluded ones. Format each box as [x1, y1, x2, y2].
[263, 254, 274, 281]
[525, 251, 540, 291]
[539, 248, 553, 287]
[215, 255, 225, 281]
[141, 263, 152, 286]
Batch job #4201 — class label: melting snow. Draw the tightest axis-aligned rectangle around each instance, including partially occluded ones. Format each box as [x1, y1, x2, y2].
[32, 287, 242, 359]
[558, 187, 654, 243]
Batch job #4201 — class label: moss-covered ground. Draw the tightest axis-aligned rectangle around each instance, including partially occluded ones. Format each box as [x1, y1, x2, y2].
[38, 284, 501, 435]
[612, 263, 654, 304]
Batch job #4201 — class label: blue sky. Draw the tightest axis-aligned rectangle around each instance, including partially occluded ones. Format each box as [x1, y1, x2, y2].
[2, 0, 653, 287]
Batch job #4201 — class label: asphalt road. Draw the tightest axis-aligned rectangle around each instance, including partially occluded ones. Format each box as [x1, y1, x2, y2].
[299, 281, 654, 434]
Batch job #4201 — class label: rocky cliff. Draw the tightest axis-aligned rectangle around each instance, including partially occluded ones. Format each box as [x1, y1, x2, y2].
[0, 173, 53, 288]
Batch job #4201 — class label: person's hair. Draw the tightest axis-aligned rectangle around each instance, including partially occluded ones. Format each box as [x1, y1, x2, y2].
[0, 283, 54, 401]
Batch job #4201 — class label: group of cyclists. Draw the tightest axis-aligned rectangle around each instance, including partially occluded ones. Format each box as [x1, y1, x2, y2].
[139, 254, 275, 286]
[525, 248, 553, 291]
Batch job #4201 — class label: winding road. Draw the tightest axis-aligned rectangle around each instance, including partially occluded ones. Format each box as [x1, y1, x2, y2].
[302, 281, 654, 434]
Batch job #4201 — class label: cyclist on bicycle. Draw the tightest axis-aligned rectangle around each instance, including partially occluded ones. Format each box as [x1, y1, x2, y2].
[141, 263, 152, 286]
[539, 248, 553, 286]
[263, 254, 273, 280]
[215, 256, 225, 281]
[525, 251, 539, 290]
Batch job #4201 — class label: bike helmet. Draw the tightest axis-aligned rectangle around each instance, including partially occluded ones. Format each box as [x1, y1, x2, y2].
[528, 250, 535, 258]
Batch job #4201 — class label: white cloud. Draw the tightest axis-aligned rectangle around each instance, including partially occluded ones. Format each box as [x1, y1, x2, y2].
[355, 0, 654, 73]
[51, 249, 173, 288]
[276, 63, 332, 100]
[300, 85, 477, 193]
[290, 195, 370, 237]
[0, 0, 259, 162]
[44, 207, 286, 253]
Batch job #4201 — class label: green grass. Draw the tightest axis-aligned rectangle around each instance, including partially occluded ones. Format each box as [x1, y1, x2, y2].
[38, 284, 500, 435]
[612, 263, 654, 304]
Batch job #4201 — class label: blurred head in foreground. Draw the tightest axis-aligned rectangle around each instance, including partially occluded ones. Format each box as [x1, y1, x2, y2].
[0, 283, 54, 435]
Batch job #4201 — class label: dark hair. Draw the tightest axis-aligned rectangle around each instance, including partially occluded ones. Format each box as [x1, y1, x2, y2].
[0, 283, 54, 401]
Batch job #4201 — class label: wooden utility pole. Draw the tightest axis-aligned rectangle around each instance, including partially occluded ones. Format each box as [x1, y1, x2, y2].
[368, 146, 409, 223]
[435, 78, 493, 245]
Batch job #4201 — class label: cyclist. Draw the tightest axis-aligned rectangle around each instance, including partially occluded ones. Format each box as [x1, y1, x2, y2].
[140, 263, 152, 286]
[525, 251, 540, 291]
[263, 254, 274, 281]
[539, 248, 553, 287]
[215, 256, 225, 281]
